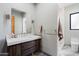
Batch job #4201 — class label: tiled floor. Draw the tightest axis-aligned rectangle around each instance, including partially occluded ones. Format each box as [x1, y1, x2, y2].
[58, 45, 79, 56]
[33, 52, 47, 56]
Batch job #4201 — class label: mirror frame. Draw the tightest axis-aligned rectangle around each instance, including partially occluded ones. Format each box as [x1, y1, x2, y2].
[70, 12, 79, 30]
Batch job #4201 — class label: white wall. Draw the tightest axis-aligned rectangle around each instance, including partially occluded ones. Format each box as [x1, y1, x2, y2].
[35, 3, 58, 56]
[64, 4, 79, 45]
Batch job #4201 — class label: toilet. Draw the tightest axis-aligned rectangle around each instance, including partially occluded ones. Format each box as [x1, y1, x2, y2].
[71, 38, 79, 53]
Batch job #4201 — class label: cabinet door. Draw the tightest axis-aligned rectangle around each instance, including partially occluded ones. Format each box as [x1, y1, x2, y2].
[7, 44, 21, 56]
[7, 45, 16, 56]
[16, 44, 21, 56]
[35, 39, 41, 52]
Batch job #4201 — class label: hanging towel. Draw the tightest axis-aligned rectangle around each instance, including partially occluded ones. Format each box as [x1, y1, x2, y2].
[58, 18, 63, 41]
[40, 25, 43, 34]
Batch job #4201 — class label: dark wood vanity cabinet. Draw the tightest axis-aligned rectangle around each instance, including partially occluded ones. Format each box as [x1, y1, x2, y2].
[7, 39, 41, 56]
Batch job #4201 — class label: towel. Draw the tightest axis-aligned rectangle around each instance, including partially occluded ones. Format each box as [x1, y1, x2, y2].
[58, 18, 63, 41]
[40, 26, 43, 33]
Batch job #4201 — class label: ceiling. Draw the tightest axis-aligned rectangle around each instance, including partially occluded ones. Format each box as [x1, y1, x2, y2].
[32, 3, 75, 9]
[58, 3, 75, 8]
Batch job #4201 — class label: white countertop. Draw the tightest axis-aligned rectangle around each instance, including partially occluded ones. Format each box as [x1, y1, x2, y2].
[6, 34, 41, 46]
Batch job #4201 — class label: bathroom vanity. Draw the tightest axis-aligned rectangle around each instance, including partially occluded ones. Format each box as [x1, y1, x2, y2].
[6, 9, 42, 56]
[6, 34, 41, 56]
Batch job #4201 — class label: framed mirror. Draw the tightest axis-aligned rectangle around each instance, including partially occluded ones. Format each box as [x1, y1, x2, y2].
[70, 12, 79, 30]
[11, 8, 27, 34]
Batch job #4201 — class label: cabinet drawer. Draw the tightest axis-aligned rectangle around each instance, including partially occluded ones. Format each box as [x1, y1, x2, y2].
[22, 46, 36, 56]
[21, 41, 35, 50]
